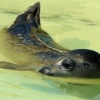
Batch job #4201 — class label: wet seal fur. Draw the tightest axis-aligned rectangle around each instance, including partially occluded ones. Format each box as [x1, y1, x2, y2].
[0, 2, 100, 78]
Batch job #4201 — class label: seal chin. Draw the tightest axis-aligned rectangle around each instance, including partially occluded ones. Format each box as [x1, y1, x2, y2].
[39, 67, 54, 76]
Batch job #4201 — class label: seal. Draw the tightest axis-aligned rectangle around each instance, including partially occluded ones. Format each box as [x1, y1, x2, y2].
[0, 2, 100, 78]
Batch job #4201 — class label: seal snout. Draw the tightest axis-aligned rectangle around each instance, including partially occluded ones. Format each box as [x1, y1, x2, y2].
[39, 67, 54, 76]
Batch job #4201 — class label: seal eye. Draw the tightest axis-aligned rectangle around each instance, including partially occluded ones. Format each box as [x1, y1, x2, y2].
[61, 59, 71, 70]
[62, 63, 71, 70]
[83, 63, 89, 68]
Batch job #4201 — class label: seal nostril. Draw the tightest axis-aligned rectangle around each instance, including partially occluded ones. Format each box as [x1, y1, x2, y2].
[39, 67, 53, 76]
[39, 67, 49, 73]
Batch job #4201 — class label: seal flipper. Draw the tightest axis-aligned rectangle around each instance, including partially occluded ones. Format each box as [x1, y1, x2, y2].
[8, 2, 40, 29]
[0, 62, 35, 71]
[15, 2, 40, 24]
[0, 62, 20, 70]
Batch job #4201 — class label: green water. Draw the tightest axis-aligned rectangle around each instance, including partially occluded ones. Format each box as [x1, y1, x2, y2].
[0, 0, 100, 100]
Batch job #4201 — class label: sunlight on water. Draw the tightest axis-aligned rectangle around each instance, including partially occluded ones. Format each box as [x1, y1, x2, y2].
[0, 0, 100, 100]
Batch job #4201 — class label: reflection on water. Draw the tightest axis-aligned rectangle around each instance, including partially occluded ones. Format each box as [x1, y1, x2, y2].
[56, 82, 100, 99]
[0, 8, 21, 15]
[22, 83, 64, 95]
[42, 75, 100, 100]
[60, 38, 90, 49]
[1, 0, 100, 100]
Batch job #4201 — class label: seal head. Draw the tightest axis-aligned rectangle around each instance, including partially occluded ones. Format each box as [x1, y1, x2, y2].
[39, 49, 100, 78]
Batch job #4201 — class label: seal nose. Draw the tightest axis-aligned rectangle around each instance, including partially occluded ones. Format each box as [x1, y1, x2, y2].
[39, 67, 54, 76]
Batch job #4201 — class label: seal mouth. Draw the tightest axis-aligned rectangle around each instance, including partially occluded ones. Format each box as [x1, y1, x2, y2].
[39, 67, 54, 76]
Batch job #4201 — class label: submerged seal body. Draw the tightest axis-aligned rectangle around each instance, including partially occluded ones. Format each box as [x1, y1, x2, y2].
[0, 2, 100, 78]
